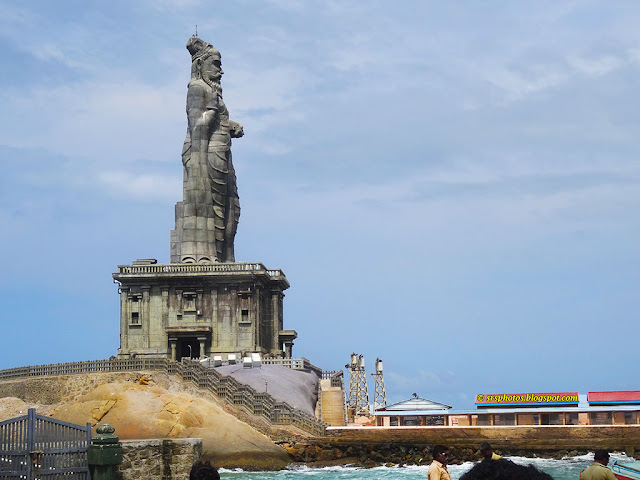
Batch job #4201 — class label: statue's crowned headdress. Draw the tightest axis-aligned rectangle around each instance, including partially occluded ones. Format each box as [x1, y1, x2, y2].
[186, 37, 220, 63]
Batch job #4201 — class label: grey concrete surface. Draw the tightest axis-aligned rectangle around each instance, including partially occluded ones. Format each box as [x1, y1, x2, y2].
[214, 364, 318, 416]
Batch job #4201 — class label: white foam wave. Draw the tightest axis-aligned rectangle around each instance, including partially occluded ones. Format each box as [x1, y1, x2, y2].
[218, 454, 636, 479]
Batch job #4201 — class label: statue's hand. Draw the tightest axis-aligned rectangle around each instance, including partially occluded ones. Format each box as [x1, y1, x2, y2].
[230, 121, 244, 138]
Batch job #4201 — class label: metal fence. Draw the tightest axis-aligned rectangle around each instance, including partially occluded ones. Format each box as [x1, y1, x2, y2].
[0, 409, 91, 480]
[0, 359, 326, 437]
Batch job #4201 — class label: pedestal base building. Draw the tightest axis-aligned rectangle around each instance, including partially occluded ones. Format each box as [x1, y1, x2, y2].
[114, 260, 297, 361]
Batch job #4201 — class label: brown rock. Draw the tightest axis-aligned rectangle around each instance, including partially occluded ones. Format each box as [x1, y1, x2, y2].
[316, 449, 335, 462]
[0, 372, 290, 470]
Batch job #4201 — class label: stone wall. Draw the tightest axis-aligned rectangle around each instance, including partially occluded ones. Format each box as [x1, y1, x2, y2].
[283, 425, 640, 467]
[116, 438, 202, 480]
[326, 425, 640, 452]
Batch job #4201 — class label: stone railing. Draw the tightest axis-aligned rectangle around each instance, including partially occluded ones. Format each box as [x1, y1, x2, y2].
[321, 370, 344, 388]
[262, 358, 323, 377]
[0, 358, 326, 437]
[116, 262, 285, 278]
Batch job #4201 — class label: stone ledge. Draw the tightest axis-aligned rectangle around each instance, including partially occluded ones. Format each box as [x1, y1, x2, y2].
[120, 438, 202, 449]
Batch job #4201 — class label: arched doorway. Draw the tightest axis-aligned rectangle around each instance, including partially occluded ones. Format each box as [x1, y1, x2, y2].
[178, 337, 200, 360]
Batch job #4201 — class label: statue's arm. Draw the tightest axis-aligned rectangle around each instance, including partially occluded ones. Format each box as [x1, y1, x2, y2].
[186, 81, 218, 137]
[181, 131, 191, 166]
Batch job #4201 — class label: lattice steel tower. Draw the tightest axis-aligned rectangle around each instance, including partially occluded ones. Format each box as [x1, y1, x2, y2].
[371, 357, 387, 411]
[346, 353, 370, 415]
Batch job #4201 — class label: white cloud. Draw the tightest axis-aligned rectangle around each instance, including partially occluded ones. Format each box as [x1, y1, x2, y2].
[227, 58, 309, 109]
[98, 171, 180, 201]
[244, 154, 640, 260]
[261, 0, 309, 13]
[0, 78, 185, 164]
[567, 54, 624, 77]
[484, 65, 568, 103]
[144, 0, 204, 11]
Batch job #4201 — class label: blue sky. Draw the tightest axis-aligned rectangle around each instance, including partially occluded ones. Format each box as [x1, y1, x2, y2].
[1, 1, 639, 409]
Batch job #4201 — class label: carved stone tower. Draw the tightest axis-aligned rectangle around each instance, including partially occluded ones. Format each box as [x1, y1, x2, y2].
[113, 38, 297, 361]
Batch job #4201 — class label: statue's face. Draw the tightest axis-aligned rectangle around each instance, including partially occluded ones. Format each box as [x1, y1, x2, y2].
[201, 55, 223, 82]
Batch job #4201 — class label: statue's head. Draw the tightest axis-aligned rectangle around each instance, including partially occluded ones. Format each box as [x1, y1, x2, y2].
[187, 37, 222, 83]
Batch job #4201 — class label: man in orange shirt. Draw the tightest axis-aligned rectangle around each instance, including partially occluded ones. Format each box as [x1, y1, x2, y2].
[580, 450, 617, 480]
[428, 445, 452, 480]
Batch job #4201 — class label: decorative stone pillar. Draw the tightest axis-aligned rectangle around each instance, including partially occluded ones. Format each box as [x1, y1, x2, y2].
[271, 291, 281, 355]
[88, 424, 122, 480]
[176, 289, 183, 316]
[120, 287, 129, 353]
[170, 340, 177, 361]
[251, 286, 259, 348]
[141, 286, 151, 348]
[196, 289, 204, 321]
[284, 341, 293, 358]
[161, 287, 170, 328]
[197, 335, 206, 358]
[210, 288, 218, 348]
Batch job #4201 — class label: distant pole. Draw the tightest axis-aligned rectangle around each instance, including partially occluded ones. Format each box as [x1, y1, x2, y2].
[346, 353, 370, 416]
[371, 357, 387, 411]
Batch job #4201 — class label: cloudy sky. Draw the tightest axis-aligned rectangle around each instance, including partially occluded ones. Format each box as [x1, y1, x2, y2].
[1, 1, 639, 409]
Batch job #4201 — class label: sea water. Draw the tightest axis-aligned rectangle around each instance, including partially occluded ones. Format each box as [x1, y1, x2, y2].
[219, 453, 633, 480]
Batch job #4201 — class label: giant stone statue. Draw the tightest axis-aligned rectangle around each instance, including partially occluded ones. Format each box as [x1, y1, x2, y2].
[170, 37, 244, 263]
[116, 37, 296, 364]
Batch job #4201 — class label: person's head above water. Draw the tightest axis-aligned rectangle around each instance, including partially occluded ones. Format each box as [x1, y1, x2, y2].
[189, 461, 220, 480]
[460, 458, 553, 480]
[593, 449, 610, 465]
[478, 442, 494, 460]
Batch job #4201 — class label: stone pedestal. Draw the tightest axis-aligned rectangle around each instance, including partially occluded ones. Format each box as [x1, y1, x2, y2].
[113, 260, 294, 360]
[88, 424, 122, 480]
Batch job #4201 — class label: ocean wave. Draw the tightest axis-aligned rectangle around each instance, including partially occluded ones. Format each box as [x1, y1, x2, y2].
[219, 455, 634, 479]
[507, 453, 635, 465]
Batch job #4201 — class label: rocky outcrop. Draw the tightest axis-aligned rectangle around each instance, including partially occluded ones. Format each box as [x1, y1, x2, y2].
[0, 372, 290, 470]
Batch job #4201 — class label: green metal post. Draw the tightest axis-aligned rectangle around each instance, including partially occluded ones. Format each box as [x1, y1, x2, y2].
[88, 424, 123, 480]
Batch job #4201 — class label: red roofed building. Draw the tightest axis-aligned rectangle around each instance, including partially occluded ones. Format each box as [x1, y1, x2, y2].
[588, 391, 640, 405]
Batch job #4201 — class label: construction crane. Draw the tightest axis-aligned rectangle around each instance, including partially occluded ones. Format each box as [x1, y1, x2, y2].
[346, 353, 370, 416]
[371, 357, 387, 411]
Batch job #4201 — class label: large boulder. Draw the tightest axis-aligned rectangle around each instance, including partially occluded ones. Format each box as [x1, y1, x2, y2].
[0, 372, 290, 470]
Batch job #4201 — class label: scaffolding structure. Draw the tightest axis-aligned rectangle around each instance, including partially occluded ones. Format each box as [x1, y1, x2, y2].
[346, 353, 370, 416]
[371, 357, 387, 411]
